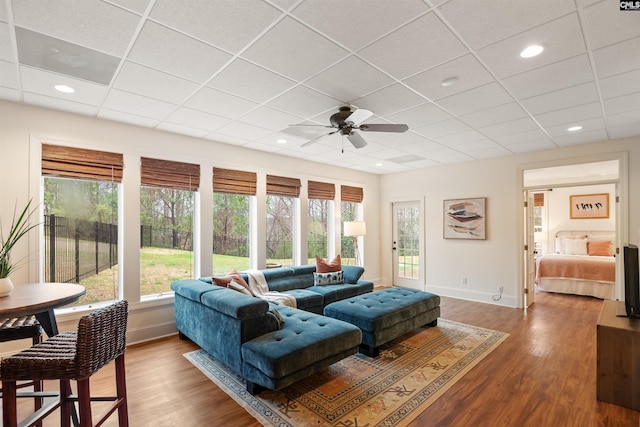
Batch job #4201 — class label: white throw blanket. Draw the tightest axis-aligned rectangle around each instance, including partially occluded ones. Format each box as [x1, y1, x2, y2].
[245, 270, 297, 308]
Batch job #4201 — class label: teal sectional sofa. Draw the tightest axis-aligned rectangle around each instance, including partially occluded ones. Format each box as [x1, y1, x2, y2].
[171, 264, 373, 393]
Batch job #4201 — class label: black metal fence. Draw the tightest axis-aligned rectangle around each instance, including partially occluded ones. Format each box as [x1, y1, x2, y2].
[140, 224, 192, 250]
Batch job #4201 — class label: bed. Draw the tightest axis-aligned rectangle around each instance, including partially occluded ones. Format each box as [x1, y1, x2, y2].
[535, 230, 616, 299]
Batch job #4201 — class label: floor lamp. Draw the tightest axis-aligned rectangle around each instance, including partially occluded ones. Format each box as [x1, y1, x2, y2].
[344, 221, 366, 266]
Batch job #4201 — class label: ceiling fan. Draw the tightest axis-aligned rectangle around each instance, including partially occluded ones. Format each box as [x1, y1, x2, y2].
[290, 106, 409, 149]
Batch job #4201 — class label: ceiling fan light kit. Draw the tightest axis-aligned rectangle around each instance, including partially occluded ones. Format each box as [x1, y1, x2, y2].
[294, 106, 409, 149]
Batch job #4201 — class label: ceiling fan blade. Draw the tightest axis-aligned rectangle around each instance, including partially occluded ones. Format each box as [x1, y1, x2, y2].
[301, 130, 337, 147]
[345, 108, 373, 125]
[347, 131, 368, 149]
[358, 123, 409, 133]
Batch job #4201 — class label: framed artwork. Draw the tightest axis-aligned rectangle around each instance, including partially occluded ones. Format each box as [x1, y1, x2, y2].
[570, 193, 609, 219]
[443, 197, 486, 240]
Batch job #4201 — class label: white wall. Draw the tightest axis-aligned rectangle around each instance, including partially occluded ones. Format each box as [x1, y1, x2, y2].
[379, 139, 640, 307]
[0, 100, 381, 352]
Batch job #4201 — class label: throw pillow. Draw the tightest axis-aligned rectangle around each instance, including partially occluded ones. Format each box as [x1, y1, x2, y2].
[316, 255, 341, 273]
[313, 271, 344, 286]
[212, 275, 232, 287]
[564, 238, 588, 255]
[228, 280, 252, 295]
[228, 269, 255, 296]
[588, 240, 612, 256]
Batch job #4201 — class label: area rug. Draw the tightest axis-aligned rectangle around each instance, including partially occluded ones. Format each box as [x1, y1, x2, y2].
[184, 319, 508, 427]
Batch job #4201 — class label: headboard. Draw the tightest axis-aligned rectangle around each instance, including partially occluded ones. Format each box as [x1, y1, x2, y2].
[554, 230, 615, 256]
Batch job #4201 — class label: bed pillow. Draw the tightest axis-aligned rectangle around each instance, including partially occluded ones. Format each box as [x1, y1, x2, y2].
[556, 235, 588, 254]
[313, 271, 344, 286]
[564, 238, 588, 255]
[588, 240, 612, 256]
[316, 255, 341, 273]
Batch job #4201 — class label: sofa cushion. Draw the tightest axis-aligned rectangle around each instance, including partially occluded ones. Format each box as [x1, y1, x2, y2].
[316, 255, 341, 273]
[280, 289, 323, 311]
[308, 281, 373, 305]
[200, 287, 270, 319]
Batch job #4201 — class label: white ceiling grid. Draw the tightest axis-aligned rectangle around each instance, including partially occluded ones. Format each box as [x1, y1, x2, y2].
[0, 0, 638, 174]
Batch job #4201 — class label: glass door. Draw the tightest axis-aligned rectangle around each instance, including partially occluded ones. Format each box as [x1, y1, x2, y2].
[392, 201, 423, 290]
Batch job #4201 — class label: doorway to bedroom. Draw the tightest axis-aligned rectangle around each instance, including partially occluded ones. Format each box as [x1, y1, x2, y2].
[522, 157, 626, 308]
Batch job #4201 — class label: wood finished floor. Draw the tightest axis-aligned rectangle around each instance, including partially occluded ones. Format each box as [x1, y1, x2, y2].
[10, 291, 640, 426]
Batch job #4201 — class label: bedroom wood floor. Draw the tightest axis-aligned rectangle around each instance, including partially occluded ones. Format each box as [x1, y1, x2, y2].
[9, 291, 639, 426]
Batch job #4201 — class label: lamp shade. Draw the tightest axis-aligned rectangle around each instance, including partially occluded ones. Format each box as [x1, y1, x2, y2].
[344, 221, 366, 237]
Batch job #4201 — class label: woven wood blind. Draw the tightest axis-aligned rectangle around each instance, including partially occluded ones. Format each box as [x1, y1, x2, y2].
[341, 185, 364, 203]
[213, 167, 257, 196]
[266, 175, 301, 198]
[42, 144, 123, 182]
[533, 193, 544, 207]
[141, 157, 200, 191]
[308, 180, 335, 200]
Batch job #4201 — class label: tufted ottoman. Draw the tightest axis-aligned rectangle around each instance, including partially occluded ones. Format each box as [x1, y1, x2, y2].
[241, 305, 362, 394]
[324, 288, 440, 357]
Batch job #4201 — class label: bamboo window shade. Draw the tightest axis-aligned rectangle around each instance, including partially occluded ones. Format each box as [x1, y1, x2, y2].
[41, 144, 123, 182]
[308, 180, 335, 200]
[213, 167, 257, 196]
[141, 157, 200, 191]
[340, 185, 364, 203]
[533, 193, 544, 207]
[266, 175, 301, 198]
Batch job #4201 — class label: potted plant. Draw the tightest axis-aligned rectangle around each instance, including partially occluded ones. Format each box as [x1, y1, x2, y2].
[0, 200, 39, 297]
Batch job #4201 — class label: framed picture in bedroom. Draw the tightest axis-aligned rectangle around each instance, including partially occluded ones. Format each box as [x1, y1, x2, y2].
[570, 193, 609, 219]
[443, 197, 486, 240]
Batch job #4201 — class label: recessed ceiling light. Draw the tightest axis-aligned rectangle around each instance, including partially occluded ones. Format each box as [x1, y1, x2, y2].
[375, 162, 383, 167]
[441, 76, 459, 87]
[567, 126, 583, 132]
[520, 44, 545, 58]
[276, 139, 287, 144]
[54, 84, 75, 93]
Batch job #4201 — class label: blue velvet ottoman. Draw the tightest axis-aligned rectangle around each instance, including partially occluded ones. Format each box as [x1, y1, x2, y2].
[241, 305, 362, 394]
[324, 288, 440, 357]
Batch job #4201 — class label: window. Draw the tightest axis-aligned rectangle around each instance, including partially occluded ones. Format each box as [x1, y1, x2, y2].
[340, 185, 363, 264]
[307, 181, 335, 262]
[212, 167, 256, 275]
[266, 175, 301, 267]
[140, 157, 199, 296]
[42, 144, 122, 307]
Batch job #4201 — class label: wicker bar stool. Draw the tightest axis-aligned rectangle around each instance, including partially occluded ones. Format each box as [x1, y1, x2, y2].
[1, 300, 129, 427]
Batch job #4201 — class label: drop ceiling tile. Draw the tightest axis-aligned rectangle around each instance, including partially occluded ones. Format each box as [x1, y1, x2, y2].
[207, 59, 295, 103]
[0, 22, 15, 62]
[0, 0, 8, 21]
[204, 133, 251, 147]
[216, 122, 274, 141]
[98, 108, 160, 128]
[257, 131, 309, 148]
[534, 102, 602, 127]
[12, 0, 141, 56]
[553, 128, 608, 146]
[128, 21, 233, 83]
[494, 128, 555, 145]
[385, 103, 453, 129]
[351, 83, 425, 117]
[599, 69, 640, 99]
[267, 86, 340, 119]
[184, 87, 259, 119]
[476, 13, 586, 79]
[375, 131, 437, 149]
[403, 54, 495, 101]
[422, 147, 474, 164]
[436, 82, 513, 116]
[239, 105, 303, 132]
[242, 17, 349, 81]
[459, 141, 513, 159]
[305, 56, 394, 102]
[460, 102, 529, 128]
[519, 82, 599, 115]
[0, 60, 18, 88]
[156, 122, 209, 138]
[20, 66, 109, 105]
[414, 118, 472, 138]
[359, 12, 468, 79]
[23, 92, 98, 116]
[507, 139, 557, 153]
[545, 116, 605, 137]
[164, 107, 230, 132]
[435, 129, 487, 146]
[0, 87, 20, 102]
[149, 0, 281, 53]
[102, 88, 177, 120]
[607, 109, 640, 127]
[608, 121, 640, 139]
[437, 0, 576, 49]
[503, 54, 594, 100]
[479, 117, 540, 138]
[108, 0, 150, 15]
[292, 0, 428, 51]
[583, 1, 640, 50]
[604, 93, 640, 115]
[113, 61, 200, 104]
[592, 37, 640, 78]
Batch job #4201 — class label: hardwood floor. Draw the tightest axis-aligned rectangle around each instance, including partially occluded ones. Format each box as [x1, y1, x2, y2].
[10, 291, 640, 426]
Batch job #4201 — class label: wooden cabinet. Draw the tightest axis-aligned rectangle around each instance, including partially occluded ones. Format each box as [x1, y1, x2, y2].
[597, 300, 640, 411]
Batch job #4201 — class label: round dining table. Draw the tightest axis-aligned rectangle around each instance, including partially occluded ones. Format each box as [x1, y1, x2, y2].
[0, 282, 86, 337]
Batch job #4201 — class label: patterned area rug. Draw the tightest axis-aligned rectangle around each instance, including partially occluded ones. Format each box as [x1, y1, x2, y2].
[184, 319, 508, 427]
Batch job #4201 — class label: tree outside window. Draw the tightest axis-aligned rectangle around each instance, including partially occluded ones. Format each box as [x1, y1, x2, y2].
[266, 195, 295, 267]
[213, 193, 250, 274]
